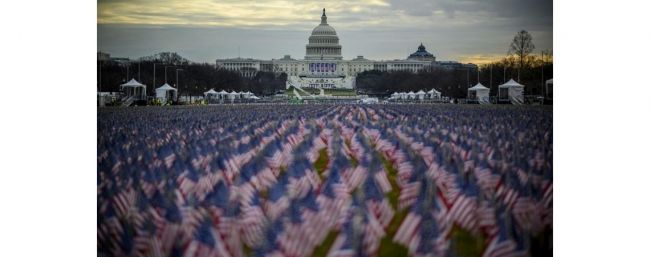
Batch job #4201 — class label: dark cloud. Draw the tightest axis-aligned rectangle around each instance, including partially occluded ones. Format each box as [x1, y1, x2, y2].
[388, 0, 552, 19]
[97, 0, 552, 63]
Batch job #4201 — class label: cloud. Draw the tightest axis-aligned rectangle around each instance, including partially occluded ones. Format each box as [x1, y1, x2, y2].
[97, 0, 552, 63]
[98, 0, 395, 28]
[387, 0, 552, 19]
[457, 54, 506, 65]
[98, 0, 552, 32]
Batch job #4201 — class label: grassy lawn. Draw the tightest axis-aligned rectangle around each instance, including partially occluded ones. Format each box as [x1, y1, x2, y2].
[449, 226, 487, 257]
[312, 230, 339, 257]
[314, 148, 329, 179]
[379, 154, 400, 209]
[377, 150, 411, 256]
[303, 138, 498, 257]
[378, 148, 490, 257]
[324, 89, 357, 96]
[378, 236, 409, 257]
[310, 149, 335, 257]
[286, 86, 309, 97]
[258, 188, 268, 201]
[243, 244, 253, 257]
[344, 139, 359, 167]
[290, 87, 357, 96]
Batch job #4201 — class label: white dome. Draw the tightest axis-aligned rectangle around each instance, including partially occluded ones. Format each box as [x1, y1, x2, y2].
[305, 8, 342, 60]
[311, 24, 337, 36]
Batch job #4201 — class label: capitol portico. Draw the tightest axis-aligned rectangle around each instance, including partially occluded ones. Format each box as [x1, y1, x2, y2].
[216, 9, 476, 89]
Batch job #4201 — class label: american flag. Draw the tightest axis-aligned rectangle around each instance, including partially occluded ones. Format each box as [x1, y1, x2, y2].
[495, 172, 521, 210]
[328, 199, 385, 257]
[542, 182, 552, 209]
[447, 177, 479, 233]
[512, 183, 541, 234]
[98, 104, 552, 257]
[395, 178, 450, 254]
[477, 200, 498, 236]
[474, 163, 501, 197]
[240, 196, 266, 247]
[483, 227, 517, 257]
[399, 181, 421, 210]
[113, 188, 137, 218]
[363, 178, 394, 227]
[183, 220, 232, 257]
[374, 171, 392, 193]
[345, 165, 368, 191]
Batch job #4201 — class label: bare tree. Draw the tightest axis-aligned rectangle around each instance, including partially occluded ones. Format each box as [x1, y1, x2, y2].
[508, 30, 535, 81]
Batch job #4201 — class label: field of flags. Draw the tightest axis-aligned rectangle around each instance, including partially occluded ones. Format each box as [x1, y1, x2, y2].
[98, 104, 552, 257]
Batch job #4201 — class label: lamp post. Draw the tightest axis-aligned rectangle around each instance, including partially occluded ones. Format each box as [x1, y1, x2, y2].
[490, 64, 493, 90]
[165, 65, 174, 83]
[98, 60, 102, 93]
[541, 50, 548, 100]
[176, 68, 183, 102]
[490, 64, 493, 102]
[153, 63, 157, 97]
[466, 67, 470, 89]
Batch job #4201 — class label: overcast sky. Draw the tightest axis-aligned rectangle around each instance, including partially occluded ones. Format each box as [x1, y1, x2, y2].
[97, 0, 552, 64]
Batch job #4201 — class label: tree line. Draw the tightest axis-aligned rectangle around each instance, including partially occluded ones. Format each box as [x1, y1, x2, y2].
[356, 56, 552, 98]
[356, 30, 552, 98]
[98, 52, 287, 96]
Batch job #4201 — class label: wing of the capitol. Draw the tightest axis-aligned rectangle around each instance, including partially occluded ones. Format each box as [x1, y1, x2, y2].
[215, 9, 478, 90]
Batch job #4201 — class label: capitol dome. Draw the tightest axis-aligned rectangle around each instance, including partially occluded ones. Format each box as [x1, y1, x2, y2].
[305, 9, 342, 60]
[407, 43, 436, 61]
[311, 24, 337, 35]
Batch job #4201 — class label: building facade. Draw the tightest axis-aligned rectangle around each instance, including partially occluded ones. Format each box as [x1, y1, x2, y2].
[215, 9, 476, 89]
[97, 52, 131, 64]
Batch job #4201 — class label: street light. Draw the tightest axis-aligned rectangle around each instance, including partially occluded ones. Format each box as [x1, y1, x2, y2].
[164, 65, 174, 83]
[98, 60, 102, 93]
[176, 69, 184, 101]
[466, 67, 470, 89]
[153, 63, 158, 97]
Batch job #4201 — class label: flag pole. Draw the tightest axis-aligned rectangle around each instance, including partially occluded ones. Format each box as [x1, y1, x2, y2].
[490, 64, 493, 88]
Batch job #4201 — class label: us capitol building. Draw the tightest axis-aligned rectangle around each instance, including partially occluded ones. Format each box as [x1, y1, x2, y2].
[216, 9, 476, 89]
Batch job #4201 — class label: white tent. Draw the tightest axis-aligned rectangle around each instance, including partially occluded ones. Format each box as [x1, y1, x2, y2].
[250, 95, 260, 100]
[204, 89, 218, 103]
[227, 91, 240, 100]
[359, 97, 379, 104]
[468, 83, 490, 104]
[216, 90, 228, 100]
[415, 90, 426, 100]
[120, 78, 147, 100]
[498, 79, 525, 104]
[242, 91, 253, 99]
[204, 89, 218, 97]
[407, 91, 416, 100]
[156, 83, 177, 102]
[427, 88, 441, 100]
[545, 79, 553, 100]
